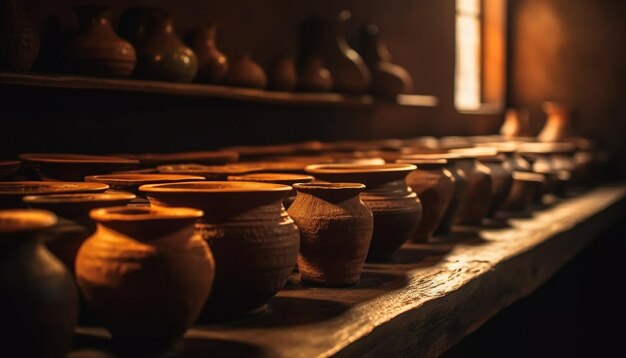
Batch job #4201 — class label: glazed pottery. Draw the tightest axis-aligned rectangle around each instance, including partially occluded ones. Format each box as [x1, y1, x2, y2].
[500, 108, 530, 139]
[134, 8, 198, 82]
[538, 102, 571, 142]
[298, 56, 333, 92]
[23, 192, 135, 271]
[64, 6, 136, 77]
[85, 174, 205, 198]
[128, 150, 239, 167]
[359, 24, 413, 98]
[477, 153, 514, 217]
[19, 153, 139, 181]
[141, 181, 299, 319]
[269, 54, 298, 91]
[288, 183, 373, 286]
[158, 163, 264, 180]
[226, 54, 267, 89]
[186, 24, 228, 84]
[76, 206, 214, 354]
[449, 148, 495, 225]
[305, 164, 421, 261]
[0, 181, 109, 209]
[0, 0, 39, 71]
[0, 209, 77, 357]
[398, 158, 455, 242]
[501, 171, 545, 213]
[0, 160, 20, 179]
[228, 173, 314, 208]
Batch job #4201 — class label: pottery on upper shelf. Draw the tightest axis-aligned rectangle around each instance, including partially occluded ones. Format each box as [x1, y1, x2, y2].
[64, 6, 136, 78]
[226, 54, 268, 89]
[185, 24, 228, 84]
[298, 56, 334, 92]
[19, 153, 139, 181]
[0, 181, 109, 209]
[268, 55, 298, 91]
[0, 0, 40, 71]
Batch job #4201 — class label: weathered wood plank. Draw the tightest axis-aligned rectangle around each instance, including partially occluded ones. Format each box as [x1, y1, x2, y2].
[71, 185, 626, 358]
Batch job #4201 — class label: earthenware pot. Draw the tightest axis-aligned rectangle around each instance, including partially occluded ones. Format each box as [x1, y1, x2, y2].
[288, 183, 373, 286]
[85, 174, 205, 198]
[0, 209, 77, 357]
[76, 206, 214, 354]
[140, 181, 299, 320]
[19, 153, 139, 181]
[23, 192, 135, 271]
[158, 164, 264, 180]
[128, 150, 239, 167]
[500, 108, 530, 139]
[298, 56, 333, 92]
[0, 0, 39, 71]
[538, 102, 571, 142]
[477, 153, 514, 217]
[64, 6, 136, 77]
[186, 23, 228, 84]
[305, 164, 421, 261]
[0, 181, 109, 209]
[228, 173, 314, 208]
[501, 171, 545, 213]
[449, 148, 495, 225]
[398, 158, 455, 242]
[517, 142, 574, 198]
[0, 160, 20, 179]
[269, 54, 298, 91]
[226, 54, 267, 89]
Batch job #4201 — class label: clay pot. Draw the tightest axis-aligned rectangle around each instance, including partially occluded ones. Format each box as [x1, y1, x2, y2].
[477, 153, 514, 217]
[127, 150, 239, 167]
[306, 164, 421, 261]
[538, 102, 571, 142]
[23, 192, 135, 271]
[158, 163, 264, 180]
[0, 160, 20, 179]
[0, 181, 109, 209]
[76, 206, 214, 354]
[501, 171, 545, 213]
[64, 6, 136, 77]
[288, 183, 373, 286]
[398, 158, 455, 242]
[0, 0, 40, 71]
[226, 54, 267, 89]
[434, 154, 469, 235]
[225, 141, 323, 160]
[0, 209, 77, 357]
[269, 55, 298, 91]
[228, 173, 314, 208]
[134, 8, 198, 82]
[517, 142, 575, 198]
[140, 181, 300, 319]
[19, 153, 139, 181]
[85, 174, 205, 198]
[500, 108, 531, 139]
[186, 24, 228, 84]
[298, 57, 333, 92]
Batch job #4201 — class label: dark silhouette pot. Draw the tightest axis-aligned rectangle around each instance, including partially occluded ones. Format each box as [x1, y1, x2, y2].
[186, 24, 228, 84]
[64, 6, 136, 77]
[0, 0, 40, 71]
[306, 164, 421, 261]
[140, 181, 300, 320]
[228, 173, 314, 208]
[76, 206, 214, 355]
[477, 154, 514, 217]
[226, 54, 267, 89]
[288, 183, 373, 286]
[268, 54, 298, 91]
[0, 209, 77, 358]
[449, 148, 495, 225]
[298, 56, 333, 92]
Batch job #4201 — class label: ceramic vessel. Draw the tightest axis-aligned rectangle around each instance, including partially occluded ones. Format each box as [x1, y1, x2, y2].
[501, 171, 545, 213]
[140, 181, 300, 319]
[398, 158, 455, 242]
[134, 8, 198, 82]
[85, 174, 205, 198]
[517, 142, 575, 198]
[0, 181, 109, 209]
[76, 206, 214, 354]
[0, 0, 39, 71]
[477, 153, 514, 217]
[64, 6, 136, 77]
[538, 102, 571, 142]
[500, 108, 530, 139]
[288, 183, 373, 286]
[306, 164, 421, 261]
[158, 163, 264, 180]
[186, 24, 228, 84]
[23, 192, 135, 271]
[298, 56, 333, 92]
[228, 173, 314, 208]
[19, 153, 139, 181]
[0, 160, 20, 179]
[225, 141, 323, 160]
[269, 55, 298, 91]
[127, 150, 239, 167]
[0, 209, 77, 357]
[226, 54, 267, 89]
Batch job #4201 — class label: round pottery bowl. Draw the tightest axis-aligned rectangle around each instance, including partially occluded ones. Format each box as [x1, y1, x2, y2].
[157, 164, 265, 180]
[85, 174, 205, 197]
[19, 154, 139, 181]
[228, 173, 314, 208]
[0, 181, 109, 209]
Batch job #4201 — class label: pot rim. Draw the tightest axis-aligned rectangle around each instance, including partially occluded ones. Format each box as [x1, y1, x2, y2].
[395, 158, 447, 166]
[449, 147, 499, 158]
[19, 153, 139, 165]
[157, 164, 265, 175]
[85, 174, 206, 184]
[139, 181, 292, 194]
[90, 206, 203, 222]
[293, 182, 366, 190]
[0, 209, 57, 233]
[305, 163, 416, 174]
[228, 173, 314, 183]
[23, 192, 136, 204]
[0, 181, 110, 195]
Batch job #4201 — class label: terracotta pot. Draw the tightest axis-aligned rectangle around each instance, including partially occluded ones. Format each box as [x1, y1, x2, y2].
[127, 150, 239, 167]
[288, 183, 373, 286]
[500, 108, 531, 139]
[538, 102, 571, 142]
[158, 163, 264, 180]
[398, 158, 455, 242]
[23, 192, 135, 271]
[0, 209, 77, 357]
[0, 0, 39, 71]
[64, 6, 136, 77]
[186, 24, 228, 84]
[298, 56, 333, 92]
[140, 181, 299, 319]
[76, 206, 214, 354]
[269, 54, 298, 91]
[501, 172, 545, 213]
[85, 174, 205, 198]
[305, 164, 421, 261]
[226, 54, 267, 89]
[0, 181, 109, 209]
[477, 153, 514, 217]
[0, 160, 20, 179]
[19, 153, 139, 181]
[228, 173, 314, 208]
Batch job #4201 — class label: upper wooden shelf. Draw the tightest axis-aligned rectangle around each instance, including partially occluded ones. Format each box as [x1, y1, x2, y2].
[71, 184, 626, 357]
[0, 72, 438, 107]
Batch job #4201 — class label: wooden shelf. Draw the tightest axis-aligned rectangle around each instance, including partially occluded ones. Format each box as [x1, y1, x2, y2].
[70, 184, 626, 358]
[0, 72, 438, 107]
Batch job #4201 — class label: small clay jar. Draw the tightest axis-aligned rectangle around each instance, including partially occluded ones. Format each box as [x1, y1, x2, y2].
[140, 181, 300, 320]
[0, 0, 40, 71]
[227, 173, 314, 208]
[288, 183, 373, 287]
[76, 206, 214, 355]
[306, 164, 421, 261]
[477, 153, 514, 217]
[449, 148, 495, 225]
[64, 6, 136, 77]
[186, 24, 228, 84]
[269, 54, 298, 91]
[226, 54, 267, 89]
[298, 56, 333, 92]
[398, 158, 455, 242]
[0, 209, 78, 358]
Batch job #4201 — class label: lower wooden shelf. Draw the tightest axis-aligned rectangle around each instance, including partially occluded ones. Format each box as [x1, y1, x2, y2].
[70, 184, 626, 358]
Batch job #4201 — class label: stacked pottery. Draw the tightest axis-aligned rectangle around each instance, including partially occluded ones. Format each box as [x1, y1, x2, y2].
[0, 209, 78, 357]
[306, 164, 421, 261]
[397, 158, 455, 242]
[288, 183, 373, 286]
[227, 173, 314, 208]
[140, 181, 300, 320]
[76, 206, 214, 355]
